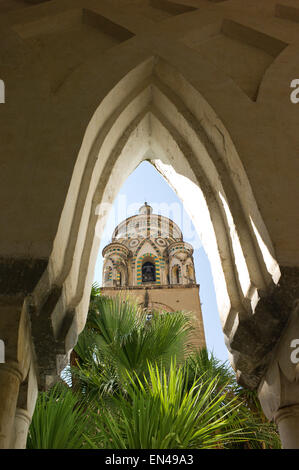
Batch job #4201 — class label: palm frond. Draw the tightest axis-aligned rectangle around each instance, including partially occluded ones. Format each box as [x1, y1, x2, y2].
[27, 384, 93, 449]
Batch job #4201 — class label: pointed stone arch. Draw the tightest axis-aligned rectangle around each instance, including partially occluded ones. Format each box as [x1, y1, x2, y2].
[32, 55, 282, 389]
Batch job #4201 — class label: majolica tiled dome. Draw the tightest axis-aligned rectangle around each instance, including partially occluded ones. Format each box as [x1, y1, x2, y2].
[102, 203, 196, 288]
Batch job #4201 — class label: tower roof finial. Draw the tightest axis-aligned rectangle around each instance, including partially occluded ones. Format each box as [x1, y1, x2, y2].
[139, 202, 153, 215]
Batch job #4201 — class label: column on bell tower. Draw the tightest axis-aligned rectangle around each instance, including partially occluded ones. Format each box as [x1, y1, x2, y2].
[167, 241, 196, 286]
[102, 242, 130, 287]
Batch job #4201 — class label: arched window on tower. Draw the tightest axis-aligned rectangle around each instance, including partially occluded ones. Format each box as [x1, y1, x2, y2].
[142, 261, 156, 283]
[172, 265, 181, 284]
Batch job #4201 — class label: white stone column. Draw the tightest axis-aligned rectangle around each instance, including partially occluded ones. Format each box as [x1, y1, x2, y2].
[258, 302, 299, 449]
[10, 360, 39, 449]
[12, 408, 32, 449]
[0, 362, 22, 449]
[275, 405, 299, 449]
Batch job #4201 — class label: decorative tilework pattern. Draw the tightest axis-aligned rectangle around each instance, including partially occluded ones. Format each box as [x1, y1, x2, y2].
[104, 266, 112, 281]
[103, 206, 195, 288]
[134, 238, 161, 259]
[136, 253, 162, 285]
[105, 246, 128, 257]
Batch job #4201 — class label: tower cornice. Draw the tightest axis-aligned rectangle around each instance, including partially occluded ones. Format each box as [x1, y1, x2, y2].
[167, 240, 194, 257]
[112, 212, 183, 240]
[102, 241, 131, 259]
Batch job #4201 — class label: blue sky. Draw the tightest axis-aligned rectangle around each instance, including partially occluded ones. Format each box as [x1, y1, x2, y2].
[93, 161, 229, 363]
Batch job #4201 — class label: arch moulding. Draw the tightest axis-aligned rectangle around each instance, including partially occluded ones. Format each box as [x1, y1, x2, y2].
[30, 56, 286, 391]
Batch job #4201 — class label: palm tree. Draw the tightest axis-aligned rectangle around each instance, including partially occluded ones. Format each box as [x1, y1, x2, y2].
[27, 383, 93, 449]
[87, 360, 251, 449]
[71, 292, 194, 398]
[27, 287, 281, 449]
[70, 291, 280, 449]
[184, 348, 281, 449]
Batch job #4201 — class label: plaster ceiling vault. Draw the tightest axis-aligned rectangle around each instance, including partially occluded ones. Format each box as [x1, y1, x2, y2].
[31, 55, 285, 389]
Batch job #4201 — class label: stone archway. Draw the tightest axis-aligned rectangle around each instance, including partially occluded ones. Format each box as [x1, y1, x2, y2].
[33, 56, 281, 388]
[2, 55, 298, 449]
[137, 253, 161, 285]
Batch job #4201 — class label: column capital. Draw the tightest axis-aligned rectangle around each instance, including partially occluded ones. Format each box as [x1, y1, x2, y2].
[0, 362, 23, 383]
[275, 405, 299, 425]
[258, 302, 299, 420]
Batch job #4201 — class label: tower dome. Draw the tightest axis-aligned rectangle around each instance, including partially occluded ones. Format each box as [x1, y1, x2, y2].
[138, 202, 153, 215]
[102, 203, 196, 287]
[100, 203, 205, 351]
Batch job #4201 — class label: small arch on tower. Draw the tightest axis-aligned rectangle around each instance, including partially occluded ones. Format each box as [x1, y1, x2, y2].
[136, 252, 161, 285]
[186, 263, 195, 283]
[172, 264, 181, 284]
[142, 261, 156, 283]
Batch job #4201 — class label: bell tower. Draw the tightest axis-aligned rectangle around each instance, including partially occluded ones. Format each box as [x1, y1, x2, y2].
[101, 203, 206, 349]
